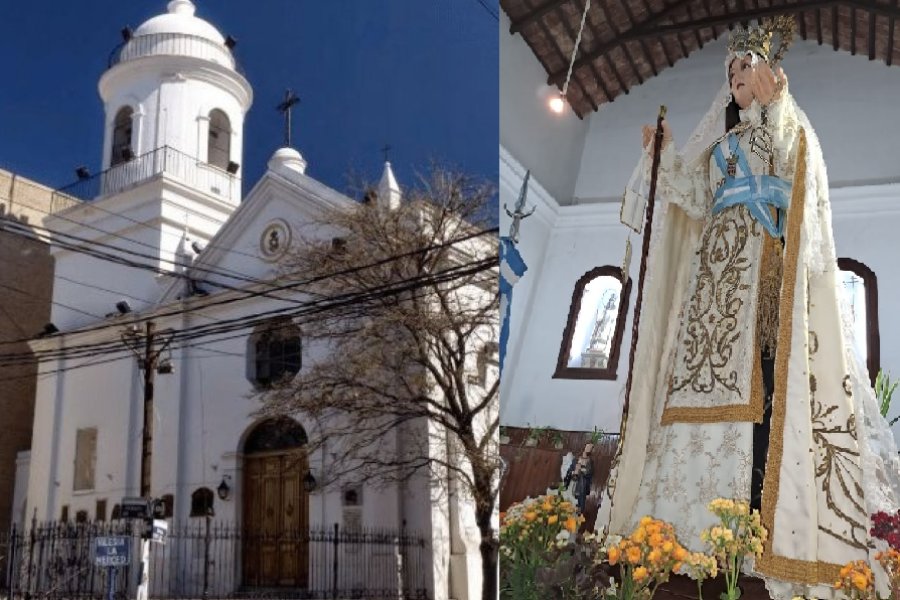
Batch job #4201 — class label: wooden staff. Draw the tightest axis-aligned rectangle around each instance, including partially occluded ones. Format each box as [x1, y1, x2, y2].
[621, 105, 667, 424]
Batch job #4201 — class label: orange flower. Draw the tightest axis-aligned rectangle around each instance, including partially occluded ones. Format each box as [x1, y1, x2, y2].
[674, 546, 688, 561]
[626, 545, 642, 564]
[647, 549, 662, 564]
[632, 528, 647, 544]
[542, 501, 553, 512]
[852, 572, 868, 591]
[662, 541, 674, 554]
[608, 546, 620, 565]
[564, 516, 578, 533]
[649, 533, 664, 547]
[633, 566, 649, 581]
[524, 511, 537, 522]
[547, 515, 558, 525]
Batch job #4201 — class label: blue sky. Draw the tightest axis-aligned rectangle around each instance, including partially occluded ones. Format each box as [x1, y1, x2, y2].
[0, 1, 498, 198]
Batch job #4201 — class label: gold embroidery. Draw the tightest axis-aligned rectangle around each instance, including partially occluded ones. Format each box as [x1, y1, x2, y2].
[810, 385, 867, 550]
[756, 221, 783, 357]
[756, 130, 846, 585]
[669, 205, 754, 396]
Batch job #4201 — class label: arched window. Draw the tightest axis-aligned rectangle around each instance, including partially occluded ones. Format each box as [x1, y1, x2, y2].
[207, 109, 231, 170]
[554, 266, 632, 380]
[111, 106, 134, 166]
[247, 318, 302, 388]
[190, 487, 214, 517]
[244, 417, 308, 454]
[837, 258, 879, 386]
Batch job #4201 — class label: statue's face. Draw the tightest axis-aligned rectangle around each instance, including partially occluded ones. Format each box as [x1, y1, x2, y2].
[729, 54, 755, 109]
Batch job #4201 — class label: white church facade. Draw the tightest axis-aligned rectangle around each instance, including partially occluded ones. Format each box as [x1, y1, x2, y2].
[499, 13, 900, 442]
[8, 3, 490, 599]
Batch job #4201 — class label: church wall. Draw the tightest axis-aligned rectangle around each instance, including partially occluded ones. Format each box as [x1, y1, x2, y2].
[499, 14, 590, 205]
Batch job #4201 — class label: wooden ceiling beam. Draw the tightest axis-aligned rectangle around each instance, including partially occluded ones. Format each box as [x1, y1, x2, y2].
[888, 0, 897, 66]
[798, 4, 809, 39]
[686, 2, 706, 48]
[595, 0, 645, 83]
[509, 0, 570, 34]
[639, 0, 676, 68]
[816, 6, 824, 44]
[868, 4, 876, 59]
[833, 5, 839, 50]
[618, 0, 659, 75]
[548, 0, 843, 84]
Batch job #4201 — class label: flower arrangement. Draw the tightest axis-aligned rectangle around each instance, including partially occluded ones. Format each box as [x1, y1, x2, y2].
[604, 516, 690, 600]
[700, 498, 768, 600]
[500, 490, 584, 600]
[679, 551, 719, 600]
[834, 560, 876, 600]
[876, 548, 900, 600]
[872, 510, 900, 550]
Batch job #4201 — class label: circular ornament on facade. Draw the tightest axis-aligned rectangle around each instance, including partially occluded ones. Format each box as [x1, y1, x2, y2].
[259, 219, 291, 261]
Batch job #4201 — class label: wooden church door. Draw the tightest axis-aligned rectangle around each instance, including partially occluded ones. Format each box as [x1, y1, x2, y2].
[242, 418, 310, 588]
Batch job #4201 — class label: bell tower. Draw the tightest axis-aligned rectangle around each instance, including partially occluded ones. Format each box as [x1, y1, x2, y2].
[98, 0, 252, 203]
[46, 1, 253, 330]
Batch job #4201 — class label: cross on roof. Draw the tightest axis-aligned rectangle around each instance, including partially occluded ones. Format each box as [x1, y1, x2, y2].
[381, 144, 392, 163]
[275, 89, 301, 148]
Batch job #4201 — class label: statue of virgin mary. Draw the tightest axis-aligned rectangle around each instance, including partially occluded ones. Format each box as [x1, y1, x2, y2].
[599, 18, 900, 599]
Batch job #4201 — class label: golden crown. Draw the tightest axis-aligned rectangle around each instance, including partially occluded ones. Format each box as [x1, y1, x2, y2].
[727, 16, 796, 63]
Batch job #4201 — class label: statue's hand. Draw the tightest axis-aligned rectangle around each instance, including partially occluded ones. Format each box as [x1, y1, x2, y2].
[642, 119, 673, 153]
[752, 63, 786, 106]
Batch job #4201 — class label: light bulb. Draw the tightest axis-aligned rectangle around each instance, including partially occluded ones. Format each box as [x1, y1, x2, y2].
[548, 94, 565, 114]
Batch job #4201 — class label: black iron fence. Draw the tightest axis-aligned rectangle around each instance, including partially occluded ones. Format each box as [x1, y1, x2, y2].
[53, 145, 239, 206]
[0, 520, 430, 599]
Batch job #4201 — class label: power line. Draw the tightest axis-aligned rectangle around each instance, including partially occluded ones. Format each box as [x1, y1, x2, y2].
[0, 249, 498, 366]
[473, 0, 499, 21]
[0, 221, 498, 348]
[0, 256, 498, 377]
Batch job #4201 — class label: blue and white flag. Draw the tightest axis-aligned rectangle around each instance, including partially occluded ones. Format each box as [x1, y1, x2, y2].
[499, 237, 527, 374]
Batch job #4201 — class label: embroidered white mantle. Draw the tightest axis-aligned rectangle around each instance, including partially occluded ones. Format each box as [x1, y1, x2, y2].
[599, 91, 900, 599]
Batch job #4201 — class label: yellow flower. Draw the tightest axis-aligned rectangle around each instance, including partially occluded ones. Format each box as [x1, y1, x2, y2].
[542, 501, 553, 512]
[632, 528, 647, 544]
[852, 572, 868, 591]
[633, 566, 649, 581]
[524, 511, 537, 522]
[662, 541, 674, 553]
[626, 546, 642, 564]
[674, 546, 688, 561]
[649, 533, 664, 547]
[647, 549, 661, 564]
[640, 516, 653, 526]
[607, 546, 620, 565]
[547, 515, 558, 525]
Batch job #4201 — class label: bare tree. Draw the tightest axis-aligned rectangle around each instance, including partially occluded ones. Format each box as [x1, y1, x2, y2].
[258, 167, 500, 600]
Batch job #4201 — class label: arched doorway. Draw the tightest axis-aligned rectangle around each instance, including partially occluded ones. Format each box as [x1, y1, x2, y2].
[242, 417, 310, 588]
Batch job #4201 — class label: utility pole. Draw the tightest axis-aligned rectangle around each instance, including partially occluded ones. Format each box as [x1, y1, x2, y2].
[122, 321, 174, 600]
[122, 321, 174, 498]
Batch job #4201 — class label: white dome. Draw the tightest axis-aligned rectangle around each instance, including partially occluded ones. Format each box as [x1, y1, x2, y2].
[134, 1, 225, 45]
[268, 147, 308, 176]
